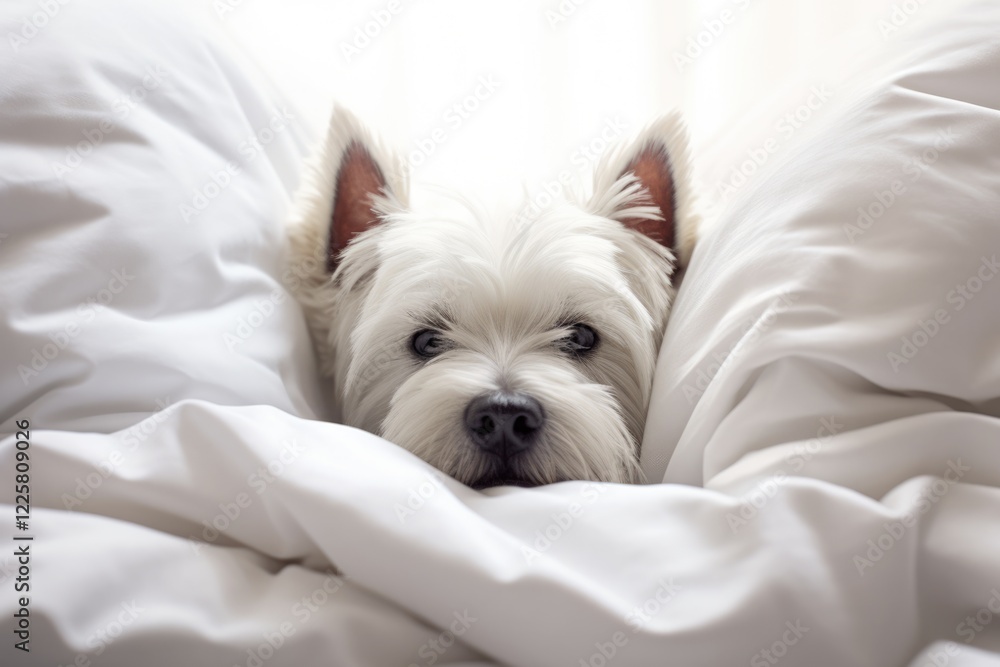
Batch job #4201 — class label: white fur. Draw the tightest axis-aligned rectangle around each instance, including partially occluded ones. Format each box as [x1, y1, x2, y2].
[286, 106, 698, 486]
[587, 111, 701, 268]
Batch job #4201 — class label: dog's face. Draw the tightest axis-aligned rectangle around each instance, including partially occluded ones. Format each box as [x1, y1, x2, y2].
[288, 108, 698, 488]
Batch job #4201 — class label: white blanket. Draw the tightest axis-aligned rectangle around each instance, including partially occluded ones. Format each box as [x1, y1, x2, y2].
[1, 0, 999, 666]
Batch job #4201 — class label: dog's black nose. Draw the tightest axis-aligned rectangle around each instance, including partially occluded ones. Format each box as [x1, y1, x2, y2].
[464, 391, 544, 458]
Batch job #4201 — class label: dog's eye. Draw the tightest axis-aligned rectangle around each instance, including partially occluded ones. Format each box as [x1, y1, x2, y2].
[411, 329, 449, 358]
[561, 323, 599, 356]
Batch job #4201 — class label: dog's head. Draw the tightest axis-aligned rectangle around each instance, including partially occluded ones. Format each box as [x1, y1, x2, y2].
[287, 107, 698, 488]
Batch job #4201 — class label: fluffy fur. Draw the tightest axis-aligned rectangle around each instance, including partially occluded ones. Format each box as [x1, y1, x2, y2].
[286, 106, 699, 487]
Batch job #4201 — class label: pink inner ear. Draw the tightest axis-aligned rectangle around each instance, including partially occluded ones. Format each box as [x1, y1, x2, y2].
[327, 141, 387, 273]
[621, 143, 676, 250]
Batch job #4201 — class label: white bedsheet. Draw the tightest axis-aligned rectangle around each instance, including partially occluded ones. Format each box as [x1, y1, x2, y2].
[2, 0, 999, 666]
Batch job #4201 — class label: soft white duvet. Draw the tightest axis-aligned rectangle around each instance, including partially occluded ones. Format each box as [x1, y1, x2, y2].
[1, 1, 999, 666]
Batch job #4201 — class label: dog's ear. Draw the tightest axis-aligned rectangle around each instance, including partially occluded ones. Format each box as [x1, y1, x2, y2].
[290, 105, 407, 275]
[590, 113, 699, 269]
[324, 108, 400, 272]
[286, 106, 405, 380]
[328, 140, 387, 272]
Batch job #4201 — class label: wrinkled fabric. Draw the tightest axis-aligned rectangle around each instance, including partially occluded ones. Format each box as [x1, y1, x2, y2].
[1, 0, 999, 666]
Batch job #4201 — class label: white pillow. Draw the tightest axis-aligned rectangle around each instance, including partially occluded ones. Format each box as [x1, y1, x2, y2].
[641, 0, 1000, 485]
[0, 0, 329, 433]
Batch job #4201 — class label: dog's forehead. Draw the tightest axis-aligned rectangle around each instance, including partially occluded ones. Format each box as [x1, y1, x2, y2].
[375, 202, 635, 320]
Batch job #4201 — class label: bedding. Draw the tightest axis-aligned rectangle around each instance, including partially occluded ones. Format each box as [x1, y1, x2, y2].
[1, 0, 999, 666]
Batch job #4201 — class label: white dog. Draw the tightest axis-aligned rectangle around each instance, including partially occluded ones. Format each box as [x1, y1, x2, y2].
[286, 107, 698, 488]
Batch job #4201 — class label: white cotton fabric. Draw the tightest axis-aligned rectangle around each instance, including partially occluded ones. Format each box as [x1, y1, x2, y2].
[2, 0, 1000, 666]
[0, 0, 328, 433]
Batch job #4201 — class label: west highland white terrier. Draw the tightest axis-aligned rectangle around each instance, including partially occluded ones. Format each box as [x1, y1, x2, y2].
[287, 107, 698, 488]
